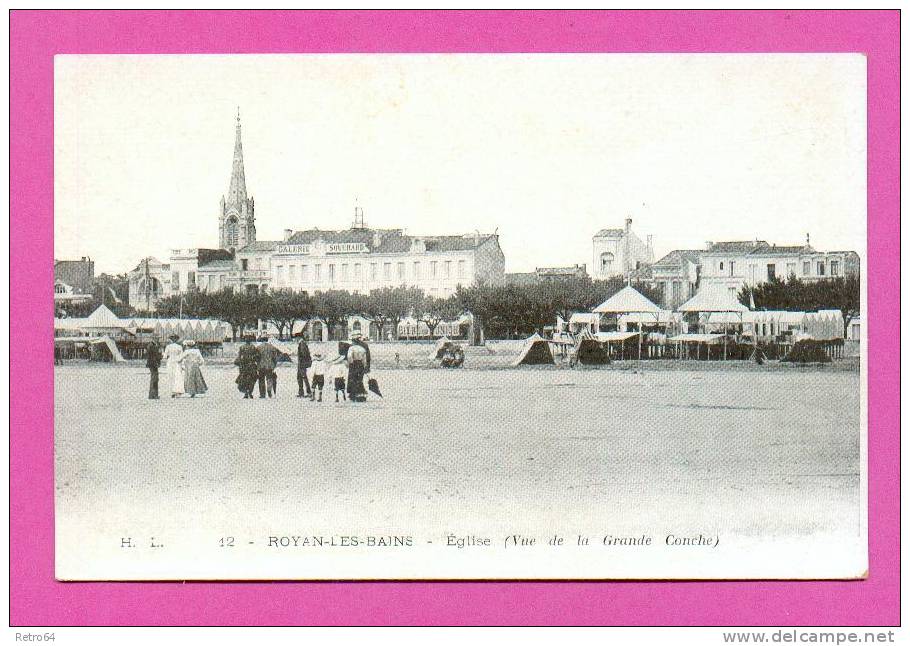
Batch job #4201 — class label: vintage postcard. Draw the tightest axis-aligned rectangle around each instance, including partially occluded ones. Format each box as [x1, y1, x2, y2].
[53, 53, 867, 580]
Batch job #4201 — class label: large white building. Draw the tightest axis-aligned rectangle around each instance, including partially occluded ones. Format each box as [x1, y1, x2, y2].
[698, 238, 860, 296]
[592, 218, 654, 280]
[267, 224, 503, 298]
[129, 113, 504, 310]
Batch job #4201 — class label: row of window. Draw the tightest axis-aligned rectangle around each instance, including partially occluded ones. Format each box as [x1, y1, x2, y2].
[716, 259, 842, 280]
[274, 259, 467, 288]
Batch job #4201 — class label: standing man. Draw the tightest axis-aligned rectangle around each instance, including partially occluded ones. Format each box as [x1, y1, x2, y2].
[257, 335, 279, 398]
[234, 334, 260, 399]
[296, 334, 313, 398]
[146, 339, 162, 399]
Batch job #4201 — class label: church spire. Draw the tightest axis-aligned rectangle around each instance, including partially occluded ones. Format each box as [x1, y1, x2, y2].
[227, 106, 247, 206]
[219, 108, 256, 251]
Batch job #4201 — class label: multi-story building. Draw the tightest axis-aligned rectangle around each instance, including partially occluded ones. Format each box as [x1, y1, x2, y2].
[699, 238, 860, 297]
[651, 250, 702, 310]
[592, 218, 654, 280]
[268, 225, 504, 298]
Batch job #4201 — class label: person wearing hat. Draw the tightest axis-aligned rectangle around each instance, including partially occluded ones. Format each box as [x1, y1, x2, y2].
[296, 334, 313, 398]
[163, 334, 185, 398]
[257, 334, 280, 399]
[310, 351, 327, 402]
[345, 338, 369, 403]
[180, 339, 208, 397]
[234, 334, 260, 399]
[145, 339, 162, 399]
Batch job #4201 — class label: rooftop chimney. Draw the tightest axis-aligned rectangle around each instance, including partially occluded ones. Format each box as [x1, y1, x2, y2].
[625, 218, 632, 233]
[706, 241, 713, 250]
[283, 229, 293, 242]
[806, 233, 811, 246]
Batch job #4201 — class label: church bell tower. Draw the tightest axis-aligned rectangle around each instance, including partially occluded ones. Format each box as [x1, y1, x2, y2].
[219, 108, 256, 252]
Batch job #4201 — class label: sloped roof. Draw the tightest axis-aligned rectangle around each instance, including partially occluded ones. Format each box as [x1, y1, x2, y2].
[678, 286, 750, 313]
[284, 228, 496, 254]
[705, 241, 769, 254]
[198, 258, 236, 270]
[84, 304, 125, 328]
[505, 272, 538, 286]
[753, 245, 812, 256]
[654, 250, 702, 267]
[131, 257, 167, 272]
[537, 265, 586, 276]
[594, 228, 626, 238]
[238, 240, 279, 253]
[593, 286, 661, 314]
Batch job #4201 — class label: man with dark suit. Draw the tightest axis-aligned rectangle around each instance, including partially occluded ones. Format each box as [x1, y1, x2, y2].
[234, 335, 260, 399]
[296, 335, 313, 398]
[146, 340, 162, 400]
[257, 336, 280, 398]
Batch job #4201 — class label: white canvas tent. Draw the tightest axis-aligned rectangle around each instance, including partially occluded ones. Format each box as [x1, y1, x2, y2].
[593, 286, 661, 359]
[677, 286, 750, 360]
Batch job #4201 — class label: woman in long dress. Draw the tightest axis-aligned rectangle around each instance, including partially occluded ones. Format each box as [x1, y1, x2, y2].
[345, 340, 368, 402]
[163, 335, 185, 398]
[181, 339, 208, 397]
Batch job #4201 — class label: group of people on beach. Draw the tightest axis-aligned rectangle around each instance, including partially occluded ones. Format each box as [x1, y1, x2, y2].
[145, 335, 208, 399]
[146, 333, 376, 404]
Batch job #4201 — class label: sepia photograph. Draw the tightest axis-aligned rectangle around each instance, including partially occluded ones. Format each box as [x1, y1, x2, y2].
[53, 53, 867, 580]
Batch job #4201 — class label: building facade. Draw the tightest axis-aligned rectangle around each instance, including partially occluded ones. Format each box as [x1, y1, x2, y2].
[699, 239, 860, 296]
[592, 219, 654, 280]
[651, 250, 702, 310]
[267, 227, 504, 298]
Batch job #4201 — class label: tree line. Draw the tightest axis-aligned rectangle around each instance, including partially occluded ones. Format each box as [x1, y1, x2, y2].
[145, 277, 658, 341]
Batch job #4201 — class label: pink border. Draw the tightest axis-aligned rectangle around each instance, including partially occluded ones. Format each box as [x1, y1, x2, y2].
[11, 10, 899, 626]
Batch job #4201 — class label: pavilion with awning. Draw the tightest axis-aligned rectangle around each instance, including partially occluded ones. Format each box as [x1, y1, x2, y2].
[676, 286, 750, 360]
[592, 285, 662, 360]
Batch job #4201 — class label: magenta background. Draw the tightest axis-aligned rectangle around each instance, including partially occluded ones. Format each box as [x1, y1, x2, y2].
[10, 10, 899, 626]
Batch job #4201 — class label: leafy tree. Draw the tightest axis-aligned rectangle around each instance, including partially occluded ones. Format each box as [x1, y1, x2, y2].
[310, 290, 353, 341]
[417, 294, 464, 337]
[263, 289, 312, 339]
[365, 286, 422, 340]
[738, 274, 860, 337]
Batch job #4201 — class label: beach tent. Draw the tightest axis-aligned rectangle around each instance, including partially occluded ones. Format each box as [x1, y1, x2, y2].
[513, 333, 555, 366]
[805, 310, 844, 340]
[678, 286, 750, 360]
[593, 286, 661, 359]
[84, 304, 124, 328]
[678, 285, 749, 316]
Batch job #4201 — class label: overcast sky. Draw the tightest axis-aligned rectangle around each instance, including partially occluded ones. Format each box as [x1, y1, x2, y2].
[55, 54, 866, 275]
